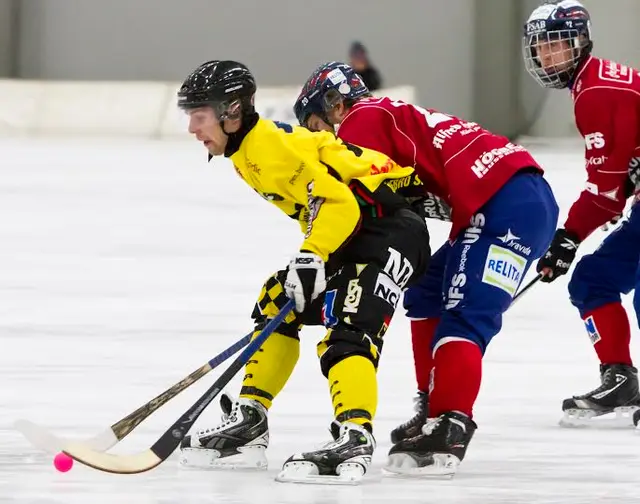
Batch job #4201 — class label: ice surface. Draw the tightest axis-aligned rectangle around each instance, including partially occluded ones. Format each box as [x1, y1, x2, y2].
[0, 138, 639, 504]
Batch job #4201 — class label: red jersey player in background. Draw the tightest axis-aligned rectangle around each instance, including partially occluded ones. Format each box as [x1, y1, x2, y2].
[523, 0, 640, 428]
[295, 62, 559, 476]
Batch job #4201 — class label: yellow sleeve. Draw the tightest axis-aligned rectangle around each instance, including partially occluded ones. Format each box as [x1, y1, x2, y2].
[256, 129, 361, 261]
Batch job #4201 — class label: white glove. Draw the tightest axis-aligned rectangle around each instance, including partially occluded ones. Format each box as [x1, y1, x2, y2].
[284, 252, 326, 312]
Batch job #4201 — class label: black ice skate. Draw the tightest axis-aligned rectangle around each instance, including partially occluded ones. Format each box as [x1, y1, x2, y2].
[178, 392, 269, 469]
[390, 391, 429, 443]
[276, 421, 375, 485]
[385, 411, 477, 478]
[560, 364, 640, 428]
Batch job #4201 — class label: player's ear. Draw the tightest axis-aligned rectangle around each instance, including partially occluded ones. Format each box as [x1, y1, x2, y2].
[336, 100, 351, 123]
[326, 99, 347, 125]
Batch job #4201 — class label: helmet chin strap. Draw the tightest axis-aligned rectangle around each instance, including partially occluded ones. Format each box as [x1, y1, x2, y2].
[220, 120, 232, 136]
[222, 110, 260, 157]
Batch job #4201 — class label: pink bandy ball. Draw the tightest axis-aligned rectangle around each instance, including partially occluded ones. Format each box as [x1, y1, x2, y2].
[53, 452, 74, 472]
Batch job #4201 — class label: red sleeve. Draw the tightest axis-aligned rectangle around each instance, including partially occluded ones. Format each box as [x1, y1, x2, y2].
[564, 90, 637, 241]
[337, 106, 398, 161]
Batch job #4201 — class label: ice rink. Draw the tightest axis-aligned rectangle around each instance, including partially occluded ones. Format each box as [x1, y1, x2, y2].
[1, 138, 639, 504]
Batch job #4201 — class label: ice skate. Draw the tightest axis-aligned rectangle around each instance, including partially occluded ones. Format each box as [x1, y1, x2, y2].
[179, 392, 269, 469]
[276, 421, 375, 485]
[633, 408, 640, 429]
[560, 364, 640, 428]
[390, 391, 428, 443]
[384, 411, 477, 478]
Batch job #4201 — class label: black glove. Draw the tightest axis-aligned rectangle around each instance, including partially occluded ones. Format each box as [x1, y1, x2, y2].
[626, 156, 640, 198]
[536, 229, 581, 283]
[415, 192, 452, 222]
[600, 213, 623, 231]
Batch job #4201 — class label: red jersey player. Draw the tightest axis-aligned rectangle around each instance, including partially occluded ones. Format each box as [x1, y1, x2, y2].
[295, 62, 559, 476]
[523, 0, 640, 428]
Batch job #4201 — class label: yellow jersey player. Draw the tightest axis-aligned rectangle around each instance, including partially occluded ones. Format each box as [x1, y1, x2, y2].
[175, 60, 431, 484]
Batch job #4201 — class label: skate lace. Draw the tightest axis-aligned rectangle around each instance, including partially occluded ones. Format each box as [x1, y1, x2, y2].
[397, 394, 427, 429]
[578, 367, 620, 398]
[421, 417, 441, 436]
[194, 404, 239, 437]
[319, 429, 347, 450]
[315, 423, 357, 451]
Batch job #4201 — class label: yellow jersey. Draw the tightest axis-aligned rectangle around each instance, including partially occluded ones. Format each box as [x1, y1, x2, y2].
[228, 119, 415, 261]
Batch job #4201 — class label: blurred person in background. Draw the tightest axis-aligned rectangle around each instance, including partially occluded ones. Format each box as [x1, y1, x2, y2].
[348, 41, 382, 91]
[523, 0, 640, 429]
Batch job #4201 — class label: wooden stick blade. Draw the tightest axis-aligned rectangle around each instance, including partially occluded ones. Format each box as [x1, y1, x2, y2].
[62, 442, 162, 474]
[14, 419, 118, 454]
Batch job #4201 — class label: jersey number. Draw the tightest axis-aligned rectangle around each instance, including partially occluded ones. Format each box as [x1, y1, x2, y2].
[273, 121, 293, 133]
[389, 100, 452, 128]
[342, 141, 363, 157]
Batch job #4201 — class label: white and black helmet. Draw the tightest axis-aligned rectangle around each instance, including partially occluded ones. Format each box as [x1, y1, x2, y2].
[523, 1, 593, 89]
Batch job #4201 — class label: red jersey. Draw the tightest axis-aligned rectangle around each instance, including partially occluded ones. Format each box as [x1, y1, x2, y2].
[566, 56, 640, 241]
[336, 97, 542, 238]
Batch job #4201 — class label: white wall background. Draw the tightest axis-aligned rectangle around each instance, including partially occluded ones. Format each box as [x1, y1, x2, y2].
[14, 0, 476, 119]
[0, 0, 638, 138]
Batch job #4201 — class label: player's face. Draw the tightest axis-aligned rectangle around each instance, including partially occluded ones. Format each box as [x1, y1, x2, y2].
[535, 39, 573, 73]
[306, 114, 334, 133]
[186, 107, 228, 156]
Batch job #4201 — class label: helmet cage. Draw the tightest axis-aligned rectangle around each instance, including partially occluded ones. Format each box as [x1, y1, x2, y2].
[523, 27, 589, 88]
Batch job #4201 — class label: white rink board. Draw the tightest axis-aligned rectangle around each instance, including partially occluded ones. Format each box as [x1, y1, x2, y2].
[0, 138, 639, 503]
[0, 79, 415, 138]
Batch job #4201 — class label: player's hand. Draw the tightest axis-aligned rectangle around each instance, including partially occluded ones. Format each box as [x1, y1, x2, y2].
[600, 213, 623, 231]
[420, 192, 452, 222]
[626, 159, 640, 198]
[285, 252, 326, 312]
[536, 229, 580, 283]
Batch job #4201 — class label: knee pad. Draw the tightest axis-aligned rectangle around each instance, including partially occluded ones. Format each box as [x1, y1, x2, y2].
[252, 270, 302, 339]
[403, 284, 443, 319]
[568, 258, 592, 310]
[568, 256, 622, 314]
[434, 311, 494, 354]
[317, 327, 384, 377]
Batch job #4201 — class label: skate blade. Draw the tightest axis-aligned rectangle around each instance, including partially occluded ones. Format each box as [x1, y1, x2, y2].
[383, 453, 458, 479]
[559, 406, 640, 429]
[178, 446, 267, 470]
[275, 461, 365, 485]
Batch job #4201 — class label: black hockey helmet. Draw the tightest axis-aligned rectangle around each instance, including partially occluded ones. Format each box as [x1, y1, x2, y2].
[177, 60, 256, 121]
